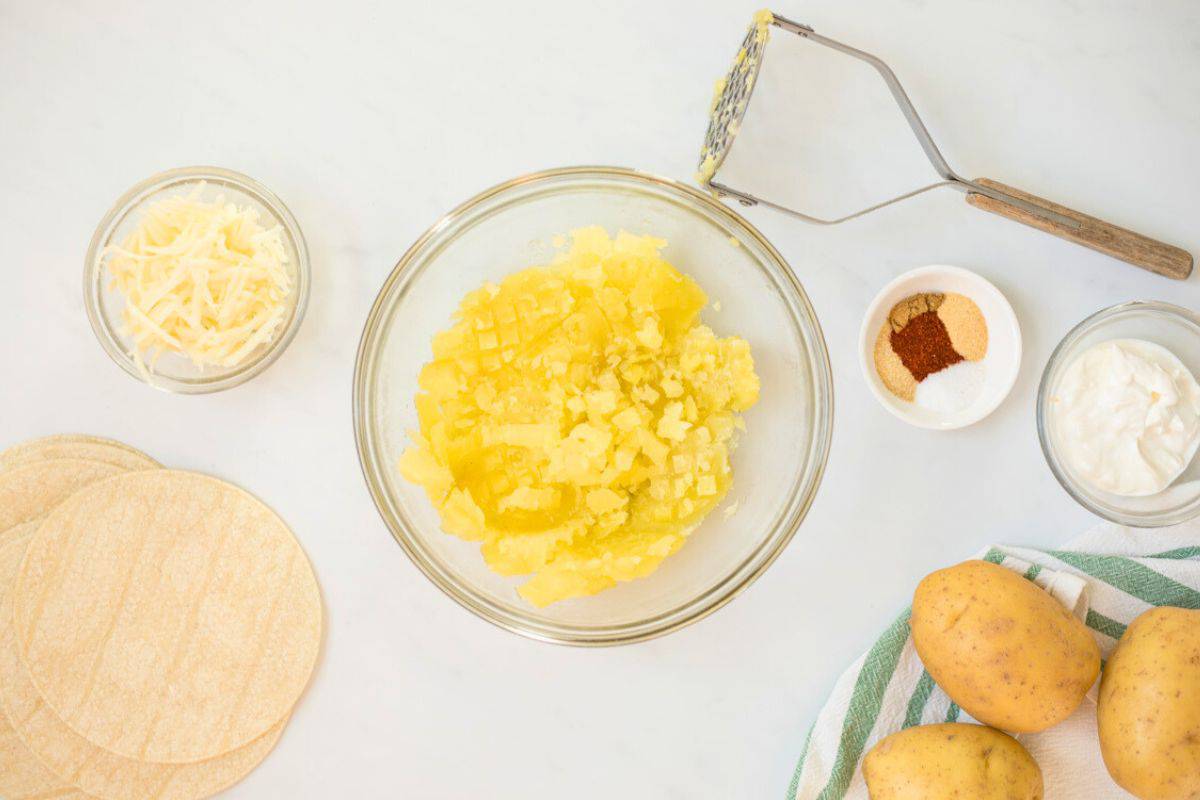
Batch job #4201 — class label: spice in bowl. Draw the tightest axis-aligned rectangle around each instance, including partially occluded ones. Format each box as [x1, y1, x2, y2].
[874, 292, 988, 413]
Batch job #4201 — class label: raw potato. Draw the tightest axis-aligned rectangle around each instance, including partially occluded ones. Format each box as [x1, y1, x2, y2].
[911, 560, 1100, 732]
[1098, 607, 1200, 800]
[14, 470, 322, 764]
[863, 723, 1043, 800]
[0, 534, 288, 800]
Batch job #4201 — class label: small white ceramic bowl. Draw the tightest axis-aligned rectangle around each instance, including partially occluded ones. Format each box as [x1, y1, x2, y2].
[859, 265, 1021, 430]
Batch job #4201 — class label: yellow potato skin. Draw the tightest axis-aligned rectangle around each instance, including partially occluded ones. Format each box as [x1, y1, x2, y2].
[911, 560, 1101, 733]
[1098, 607, 1200, 800]
[863, 723, 1043, 800]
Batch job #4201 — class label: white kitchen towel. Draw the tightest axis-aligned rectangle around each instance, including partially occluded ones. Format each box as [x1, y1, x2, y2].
[786, 522, 1200, 800]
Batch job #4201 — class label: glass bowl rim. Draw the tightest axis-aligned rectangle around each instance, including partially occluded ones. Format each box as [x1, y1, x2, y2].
[352, 164, 834, 646]
[1036, 299, 1200, 527]
[83, 165, 311, 394]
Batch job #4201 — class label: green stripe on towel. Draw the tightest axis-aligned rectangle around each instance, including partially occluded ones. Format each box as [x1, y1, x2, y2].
[1086, 609, 1127, 640]
[1047, 551, 1200, 608]
[1148, 546, 1200, 560]
[902, 671, 936, 729]
[814, 611, 912, 800]
[787, 723, 816, 800]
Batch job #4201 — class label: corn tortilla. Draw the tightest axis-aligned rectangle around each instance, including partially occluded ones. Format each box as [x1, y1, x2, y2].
[0, 718, 89, 800]
[0, 542, 90, 800]
[0, 435, 158, 473]
[0, 535, 286, 800]
[0, 521, 38, 549]
[0, 459, 127, 532]
[14, 470, 321, 764]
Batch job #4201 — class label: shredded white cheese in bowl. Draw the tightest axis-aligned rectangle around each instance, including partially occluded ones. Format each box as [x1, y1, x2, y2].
[85, 168, 309, 393]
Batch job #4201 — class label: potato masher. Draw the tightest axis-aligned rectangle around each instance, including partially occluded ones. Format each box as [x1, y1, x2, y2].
[699, 11, 1193, 280]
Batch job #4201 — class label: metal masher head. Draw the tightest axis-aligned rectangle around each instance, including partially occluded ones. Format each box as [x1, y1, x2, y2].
[698, 11, 773, 191]
[698, 12, 1078, 229]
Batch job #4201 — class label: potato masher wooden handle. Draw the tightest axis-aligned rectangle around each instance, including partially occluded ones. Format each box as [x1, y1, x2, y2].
[965, 178, 1193, 280]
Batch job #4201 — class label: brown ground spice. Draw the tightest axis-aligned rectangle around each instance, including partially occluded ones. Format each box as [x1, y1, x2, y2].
[890, 310, 963, 382]
[874, 324, 917, 401]
[873, 291, 989, 403]
[888, 292, 943, 332]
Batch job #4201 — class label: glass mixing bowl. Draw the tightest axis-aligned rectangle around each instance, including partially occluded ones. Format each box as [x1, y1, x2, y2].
[354, 167, 833, 645]
[1038, 301, 1200, 527]
[84, 166, 310, 393]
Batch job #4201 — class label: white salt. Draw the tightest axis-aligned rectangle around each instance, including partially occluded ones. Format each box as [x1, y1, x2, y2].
[915, 360, 986, 414]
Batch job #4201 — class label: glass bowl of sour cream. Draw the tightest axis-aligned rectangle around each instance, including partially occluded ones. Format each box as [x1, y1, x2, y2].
[1038, 301, 1200, 527]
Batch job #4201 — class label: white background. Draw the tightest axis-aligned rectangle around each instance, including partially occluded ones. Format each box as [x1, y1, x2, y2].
[2, 1, 1198, 797]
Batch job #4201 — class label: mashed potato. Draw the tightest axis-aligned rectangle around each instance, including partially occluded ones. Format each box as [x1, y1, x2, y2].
[399, 227, 759, 606]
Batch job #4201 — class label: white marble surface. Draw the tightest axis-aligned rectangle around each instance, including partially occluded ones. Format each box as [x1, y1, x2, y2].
[1, 1, 1198, 797]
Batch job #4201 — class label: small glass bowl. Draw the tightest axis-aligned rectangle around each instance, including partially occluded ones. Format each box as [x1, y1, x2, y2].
[354, 166, 833, 645]
[1037, 301, 1200, 527]
[84, 166, 310, 393]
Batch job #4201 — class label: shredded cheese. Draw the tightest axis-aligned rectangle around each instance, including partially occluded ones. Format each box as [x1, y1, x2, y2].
[103, 184, 292, 373]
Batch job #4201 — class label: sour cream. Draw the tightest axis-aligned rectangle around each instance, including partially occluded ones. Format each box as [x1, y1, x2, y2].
[1052, 339, 1200, 496]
